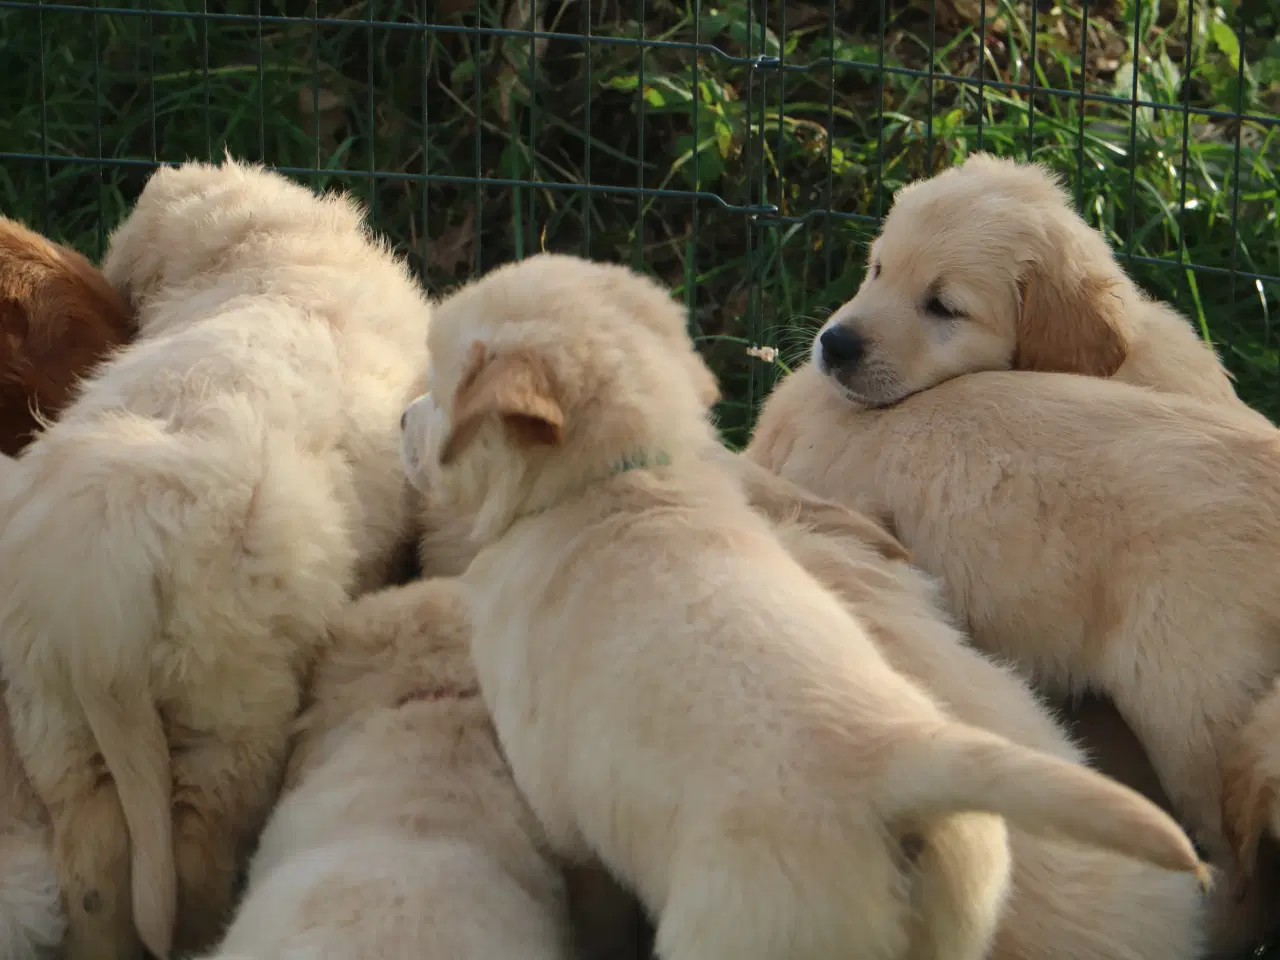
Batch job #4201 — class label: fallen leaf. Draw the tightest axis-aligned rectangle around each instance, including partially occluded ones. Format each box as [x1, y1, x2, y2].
[427, 204, 477, 277]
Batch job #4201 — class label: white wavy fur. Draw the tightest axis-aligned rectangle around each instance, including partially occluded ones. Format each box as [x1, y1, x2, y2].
[0, 828, 64, 960]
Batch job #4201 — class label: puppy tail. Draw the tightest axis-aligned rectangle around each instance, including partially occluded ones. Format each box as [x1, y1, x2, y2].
[72, 673, 176, 960]
[891, 723, 1209, 884]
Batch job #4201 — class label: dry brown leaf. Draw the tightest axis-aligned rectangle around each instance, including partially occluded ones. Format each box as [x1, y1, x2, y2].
[427, 204, 477, 277]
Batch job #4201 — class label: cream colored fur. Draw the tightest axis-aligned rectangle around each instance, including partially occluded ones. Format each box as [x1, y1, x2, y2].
[199, 578, 571, 960]
[748, 359, 1280, 946]
[400, 252, 1204, 960]
[769, 515, 1207, 960]
[422, 453, 1212, 960]
[1, 681, 63, 960]
[418, 442, 904, 578]
[811, 152, 1269, 427]
[0, 158, 429, 959]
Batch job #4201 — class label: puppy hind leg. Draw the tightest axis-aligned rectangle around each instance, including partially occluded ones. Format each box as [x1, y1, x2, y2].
[169, 725, 290, 956]
[5, 685, 141, 960]
[51, 772, 141, 960]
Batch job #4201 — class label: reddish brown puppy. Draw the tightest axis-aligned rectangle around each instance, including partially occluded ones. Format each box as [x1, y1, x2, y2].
[0, 216, 136, 456]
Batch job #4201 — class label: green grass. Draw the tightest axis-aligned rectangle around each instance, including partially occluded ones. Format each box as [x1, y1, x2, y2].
[0, 1, 1278, 956]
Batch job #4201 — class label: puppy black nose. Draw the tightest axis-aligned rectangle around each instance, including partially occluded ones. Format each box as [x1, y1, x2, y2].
[399, 409, 408, 432]
[819, 324, 865, 373]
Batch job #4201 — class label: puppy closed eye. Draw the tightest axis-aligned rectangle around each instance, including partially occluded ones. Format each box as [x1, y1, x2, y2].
[924, 295, 960, 320]
[870, 261, 881, 279]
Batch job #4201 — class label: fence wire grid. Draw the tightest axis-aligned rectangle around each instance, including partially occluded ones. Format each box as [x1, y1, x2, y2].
[0, 0, 1277, 441]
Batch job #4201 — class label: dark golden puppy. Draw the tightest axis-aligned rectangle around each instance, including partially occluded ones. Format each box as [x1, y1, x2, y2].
[0, 216, 136, 456]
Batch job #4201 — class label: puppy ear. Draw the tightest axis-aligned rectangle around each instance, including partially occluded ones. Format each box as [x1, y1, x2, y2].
[1014, 260, 1128, 378]
[441, 340, 564, 465]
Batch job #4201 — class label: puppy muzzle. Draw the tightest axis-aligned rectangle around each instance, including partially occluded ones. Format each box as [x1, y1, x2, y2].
[813, 322, 867, 380]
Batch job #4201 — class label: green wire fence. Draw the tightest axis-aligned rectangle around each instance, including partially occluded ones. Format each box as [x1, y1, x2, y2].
[0, 0, 1277, 442]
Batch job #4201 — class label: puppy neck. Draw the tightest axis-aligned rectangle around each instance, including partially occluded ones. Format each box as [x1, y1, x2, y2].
[485, 445, 676, 540]
[466, 377, 716, 544]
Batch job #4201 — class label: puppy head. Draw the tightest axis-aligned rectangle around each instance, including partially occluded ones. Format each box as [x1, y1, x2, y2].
[813, 153, 1131, 406]
[400, 253, 716, 541]
[0, 217, 137, 455]
[102, 153, 367, 313]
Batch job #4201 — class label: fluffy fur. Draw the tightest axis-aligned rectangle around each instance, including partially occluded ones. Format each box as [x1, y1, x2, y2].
[420, 443, 1211, 960]
[417, 442, 904, 578]
[748, 359, 1280, 947]
[199, 578, 572, 960]
[0, 215, 136, 456]
[1, 679, 64, 960]
[0, 158, 429, 959]
[769, 510, 1207, 959]
[400, 252, 1204, 960]
[809, 152, 1270, 428]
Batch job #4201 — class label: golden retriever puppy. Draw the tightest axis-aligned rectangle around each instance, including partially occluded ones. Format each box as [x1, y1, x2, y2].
[422, 440, 1232, 959]
[199, 578, 572, 960]
[1, 680, 63, 960]
[420, 454, 1216, 960]
[811, 152, 1270, 427]
[0, 159, 430, 960]
[747, 360, 1280, 903]
[0, 216, 137, 457]
[400, 252, 1205, 960]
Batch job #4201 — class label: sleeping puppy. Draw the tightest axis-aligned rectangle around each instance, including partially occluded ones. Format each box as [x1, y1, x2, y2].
[400, 252, 1205, 960]
[813, 152, 1270, 427]
[199, 578, 572, 960]
[0, 159, 430, 960]
[0, 216, 137, 456]
[1, 678, 63, 960]
[747, 356, 1280, 944]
